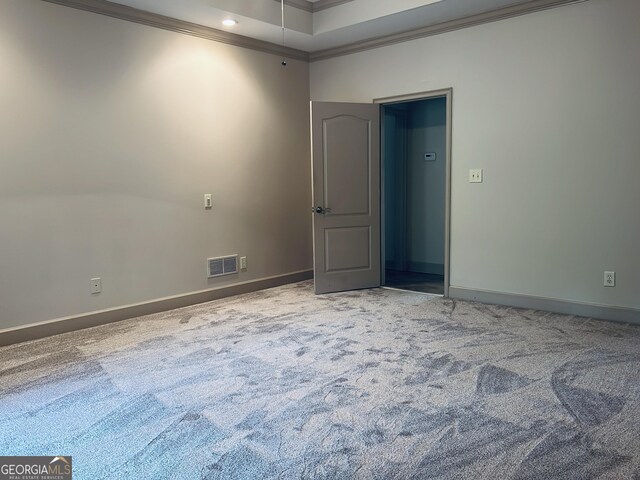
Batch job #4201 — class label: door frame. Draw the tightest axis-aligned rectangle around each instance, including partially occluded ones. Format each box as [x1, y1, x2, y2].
[374, 88, 452, 297]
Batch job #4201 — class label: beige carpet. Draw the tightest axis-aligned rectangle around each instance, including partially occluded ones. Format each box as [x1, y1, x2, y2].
[1, 281, 639, 479]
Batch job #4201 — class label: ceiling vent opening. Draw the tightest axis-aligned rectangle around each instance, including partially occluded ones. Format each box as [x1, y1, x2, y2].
[208, 254, 238, 278]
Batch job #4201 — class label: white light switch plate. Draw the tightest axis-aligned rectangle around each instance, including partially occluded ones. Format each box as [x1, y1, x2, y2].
[469, 169, 483, 183]
[204, 194, 212, 209]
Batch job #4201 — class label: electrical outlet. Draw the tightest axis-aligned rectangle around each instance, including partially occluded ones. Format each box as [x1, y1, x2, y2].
[469, 169, 483, 183]
[604, 271, 615, 287]
[90, 277, 102, 294]
[240, 256, 247, 270]
[204, 194, 212, 209]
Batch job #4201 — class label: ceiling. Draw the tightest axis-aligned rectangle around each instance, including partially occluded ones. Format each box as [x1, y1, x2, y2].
[104, 0, 542, 53]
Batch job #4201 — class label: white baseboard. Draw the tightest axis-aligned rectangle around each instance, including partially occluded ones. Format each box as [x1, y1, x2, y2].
[0, 270, 313, 347]
[384, 261, 445, 275]
[406, 261, 445, 276]
[449, 286, 640, 325]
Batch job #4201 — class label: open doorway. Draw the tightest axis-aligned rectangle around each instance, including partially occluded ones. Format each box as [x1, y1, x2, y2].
[381, 93, 449, 295]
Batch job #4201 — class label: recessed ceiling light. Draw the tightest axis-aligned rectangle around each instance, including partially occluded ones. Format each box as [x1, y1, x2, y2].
[222, 19, 237, 26]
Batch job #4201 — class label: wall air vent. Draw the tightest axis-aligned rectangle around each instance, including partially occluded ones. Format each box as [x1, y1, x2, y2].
[207, 254, 238, 278]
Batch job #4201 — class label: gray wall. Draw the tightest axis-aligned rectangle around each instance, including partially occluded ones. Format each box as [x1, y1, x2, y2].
[311, 0, 640, 311]
[407, 98, 446, 273]
[0, 0, 312, 329]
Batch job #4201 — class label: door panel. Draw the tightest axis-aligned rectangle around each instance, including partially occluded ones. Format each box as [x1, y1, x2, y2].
[311, 102, 380, 294]
[324, 116, 371, 216]
[325, 226, 371, 272]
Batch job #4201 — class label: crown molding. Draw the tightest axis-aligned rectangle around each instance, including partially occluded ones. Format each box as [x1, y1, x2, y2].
[312, 0, 355, 12]
[273, 0, 353, 13]
[309, 0, 587, 62]
[42, 0, 310, 62]
[41, 0, 587, 64]
[273, 0, 313, 13]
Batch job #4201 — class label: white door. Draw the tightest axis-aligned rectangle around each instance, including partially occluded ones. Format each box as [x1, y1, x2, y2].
[311, 102, 380, 294]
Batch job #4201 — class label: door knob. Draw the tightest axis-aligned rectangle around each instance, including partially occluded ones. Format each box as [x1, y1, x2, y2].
[312, 206, 332, 214]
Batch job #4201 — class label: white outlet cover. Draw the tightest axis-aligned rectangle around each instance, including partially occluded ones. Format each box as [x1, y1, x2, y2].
[469, 169, 483, 183]
[90, 277, 102, 294]
[604, 271, 615, 287]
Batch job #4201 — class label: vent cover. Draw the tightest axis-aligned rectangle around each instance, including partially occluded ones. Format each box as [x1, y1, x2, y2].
[207, 255, 238, 278]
